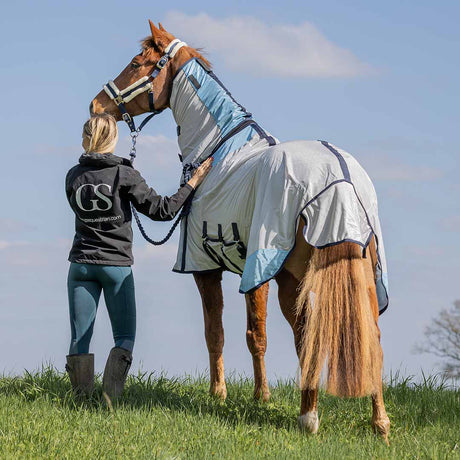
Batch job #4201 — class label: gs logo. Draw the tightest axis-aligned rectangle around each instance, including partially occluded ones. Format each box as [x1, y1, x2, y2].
[76, 183, 113, 212]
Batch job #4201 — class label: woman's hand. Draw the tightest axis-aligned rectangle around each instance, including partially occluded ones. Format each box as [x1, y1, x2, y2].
[187, 157, 213, 189]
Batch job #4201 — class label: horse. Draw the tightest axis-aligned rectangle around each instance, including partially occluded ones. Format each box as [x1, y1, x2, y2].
[90, 20, 391, 442]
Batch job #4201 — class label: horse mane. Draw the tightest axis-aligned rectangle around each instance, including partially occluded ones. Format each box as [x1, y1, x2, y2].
[140, 37, 212, 69]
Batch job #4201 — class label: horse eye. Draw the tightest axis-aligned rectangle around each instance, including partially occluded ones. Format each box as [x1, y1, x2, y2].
[131, 62, 141, 69]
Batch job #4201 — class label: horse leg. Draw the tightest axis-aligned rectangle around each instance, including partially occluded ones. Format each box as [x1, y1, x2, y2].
[276, 221, 319, 433]
[275, 267, 319, 433]
[193, 270, 227, 400]
[245, 283, 271, 402]
[364, 244, 390, 443]
[372, 386, 390, 444]
[370, 325, 390, 444]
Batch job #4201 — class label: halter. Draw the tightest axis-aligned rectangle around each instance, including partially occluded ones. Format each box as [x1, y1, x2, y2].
[102, 38, 191, 246]
[103, 38, 188, 159]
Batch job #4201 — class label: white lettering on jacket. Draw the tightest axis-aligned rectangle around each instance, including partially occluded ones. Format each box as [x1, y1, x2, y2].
[76, 184, 113, 212]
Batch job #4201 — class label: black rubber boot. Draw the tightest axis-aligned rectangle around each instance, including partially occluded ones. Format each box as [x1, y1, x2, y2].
[102, 347, 132, 401]
[66, 353, 94, 397]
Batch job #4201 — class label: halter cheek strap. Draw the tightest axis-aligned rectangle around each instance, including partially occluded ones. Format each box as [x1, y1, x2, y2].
[102, 38, 187, 133]
[150, 39, 188, 78]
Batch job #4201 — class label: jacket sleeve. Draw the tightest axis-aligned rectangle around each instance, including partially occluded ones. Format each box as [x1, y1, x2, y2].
[124, 168, 194, 221]
[65, 168, 75, 203]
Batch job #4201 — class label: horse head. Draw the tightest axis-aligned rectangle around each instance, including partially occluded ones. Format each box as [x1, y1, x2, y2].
[90, 21, 207, 121]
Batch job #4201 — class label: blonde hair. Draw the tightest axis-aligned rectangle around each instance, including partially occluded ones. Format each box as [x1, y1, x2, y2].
[82, 114, 118, 154]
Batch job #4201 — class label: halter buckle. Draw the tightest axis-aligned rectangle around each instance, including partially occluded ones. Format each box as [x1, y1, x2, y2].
[122, 112, 133, 124]
[156, 55, 169, 69]
[114, 94, 124, 105]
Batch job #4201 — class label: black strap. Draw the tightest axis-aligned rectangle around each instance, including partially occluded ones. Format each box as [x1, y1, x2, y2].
[217, 224, 223, 241]
[148, 90, 155, 112]
[120, 109, 136, 133]
[202, 240, 224, 266]
[231, 223, 240, 241]
[137, 109, 163, 132]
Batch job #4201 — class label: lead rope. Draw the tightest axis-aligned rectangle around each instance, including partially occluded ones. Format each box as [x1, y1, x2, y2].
[131, 202, 184, 246]
[129, 132, 190, 246]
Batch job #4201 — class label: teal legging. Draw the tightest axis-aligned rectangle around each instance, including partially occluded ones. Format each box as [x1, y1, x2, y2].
[67, 263, 136, 355]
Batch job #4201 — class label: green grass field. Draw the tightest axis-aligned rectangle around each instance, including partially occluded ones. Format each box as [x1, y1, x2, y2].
[0, 368, 458, 459]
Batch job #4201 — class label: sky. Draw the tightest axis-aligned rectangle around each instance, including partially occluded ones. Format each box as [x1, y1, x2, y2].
[0, 1, 459, 384]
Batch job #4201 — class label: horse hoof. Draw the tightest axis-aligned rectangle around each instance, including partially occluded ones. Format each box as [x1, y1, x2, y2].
[298, 411, 319, 434]
[210, 384, 227, 401]
[253, 386, 271, 403]
[372, 417, 390, 445]
[261, 390, 271, 403]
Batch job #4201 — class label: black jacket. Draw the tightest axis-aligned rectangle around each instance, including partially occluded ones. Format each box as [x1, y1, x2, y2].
[66, 152, 193, 266]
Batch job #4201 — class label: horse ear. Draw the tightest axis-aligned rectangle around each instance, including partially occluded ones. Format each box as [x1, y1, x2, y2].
[149, 19, 162, 41]
[158, 23, 166, 32]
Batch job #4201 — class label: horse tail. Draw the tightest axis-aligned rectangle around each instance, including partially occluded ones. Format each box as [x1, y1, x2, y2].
[295, 241, 382, 398]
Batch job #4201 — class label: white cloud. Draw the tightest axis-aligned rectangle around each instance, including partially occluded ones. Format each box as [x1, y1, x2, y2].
[163, 12, 373, 78]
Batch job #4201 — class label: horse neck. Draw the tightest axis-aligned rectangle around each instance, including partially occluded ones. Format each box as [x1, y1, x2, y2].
[169, 58, 252, 166]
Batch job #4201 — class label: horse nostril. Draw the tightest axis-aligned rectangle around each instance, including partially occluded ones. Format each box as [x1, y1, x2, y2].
[89, 101, 94, 114]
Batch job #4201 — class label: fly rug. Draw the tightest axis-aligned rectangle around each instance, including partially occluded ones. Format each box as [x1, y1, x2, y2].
[172, 58, 388, 309]
[91, 21, 391, 442]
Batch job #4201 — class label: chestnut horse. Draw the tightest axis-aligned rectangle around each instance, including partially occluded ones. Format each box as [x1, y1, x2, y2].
[91, 21, 390, 441]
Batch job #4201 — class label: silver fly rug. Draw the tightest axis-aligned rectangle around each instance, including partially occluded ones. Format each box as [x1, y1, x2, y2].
[170, 58, 388, 313]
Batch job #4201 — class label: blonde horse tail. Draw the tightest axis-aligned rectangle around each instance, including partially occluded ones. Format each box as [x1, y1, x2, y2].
[295, 242, 382, 398]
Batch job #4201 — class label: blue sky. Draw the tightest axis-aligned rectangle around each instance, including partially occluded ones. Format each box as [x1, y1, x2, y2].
[0, 1, 458, 382]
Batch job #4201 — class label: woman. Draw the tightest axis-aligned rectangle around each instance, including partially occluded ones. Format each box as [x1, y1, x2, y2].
[65, 113, 212, 399]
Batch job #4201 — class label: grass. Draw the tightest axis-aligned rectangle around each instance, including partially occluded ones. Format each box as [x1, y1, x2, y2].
[0, 367, 459, 459]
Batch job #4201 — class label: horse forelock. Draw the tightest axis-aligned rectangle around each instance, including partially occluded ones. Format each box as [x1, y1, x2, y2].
[140, 36, 212, 69]
[141, 36, 162, 54]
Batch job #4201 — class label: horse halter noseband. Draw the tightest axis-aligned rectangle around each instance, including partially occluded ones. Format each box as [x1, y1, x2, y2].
[102, 38, 187, 149]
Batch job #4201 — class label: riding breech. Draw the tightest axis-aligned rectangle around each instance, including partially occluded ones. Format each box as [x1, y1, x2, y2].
[67, 263, 136, 355]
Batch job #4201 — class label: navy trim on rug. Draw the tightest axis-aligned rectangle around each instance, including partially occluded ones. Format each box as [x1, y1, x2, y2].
[180, 215, 189, 272]
[320, 140, 351, 181]
[251, 122, 276, 146]
[172, 268, 223, 275]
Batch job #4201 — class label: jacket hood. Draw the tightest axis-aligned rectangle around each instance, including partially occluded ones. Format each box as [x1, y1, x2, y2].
[79, 152, 132, 167]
